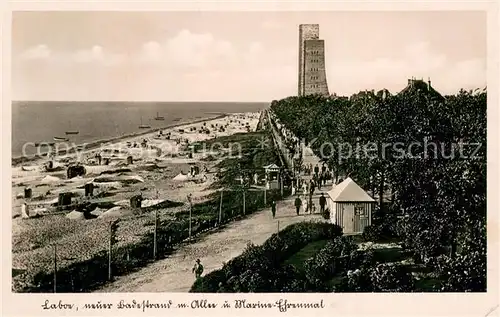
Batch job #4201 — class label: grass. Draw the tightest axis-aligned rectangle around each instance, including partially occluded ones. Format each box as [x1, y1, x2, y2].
[373, 247, 408, 264]
[414, 277, 441, 292]
[355, 240, 442, 291]
[284, 239, 328, 272]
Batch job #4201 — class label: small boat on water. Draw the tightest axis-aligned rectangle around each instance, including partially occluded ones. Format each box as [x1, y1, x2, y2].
[154, 112, 165, 121]
[53, 136, 69, 142]
[173, 117, 181, 122]
[65, 120, 79, 135]
[34, 142, 56, 147]
[139, 117, 151, 129]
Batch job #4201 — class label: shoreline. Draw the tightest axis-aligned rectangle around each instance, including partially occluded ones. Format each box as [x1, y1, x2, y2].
[11, 114, 227, 167]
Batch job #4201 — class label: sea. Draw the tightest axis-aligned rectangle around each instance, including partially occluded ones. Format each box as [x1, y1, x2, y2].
[12, 101, 269, 158]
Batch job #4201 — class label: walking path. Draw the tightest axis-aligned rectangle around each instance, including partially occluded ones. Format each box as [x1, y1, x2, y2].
[96, 197, 324, 293]
[266, 109, 333, 191]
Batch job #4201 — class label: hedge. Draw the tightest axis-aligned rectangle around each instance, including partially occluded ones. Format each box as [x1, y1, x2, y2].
[190, 222, 343, 293]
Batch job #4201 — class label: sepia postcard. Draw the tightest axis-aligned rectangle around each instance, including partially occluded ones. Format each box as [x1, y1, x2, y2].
[1, 1, 499, 316]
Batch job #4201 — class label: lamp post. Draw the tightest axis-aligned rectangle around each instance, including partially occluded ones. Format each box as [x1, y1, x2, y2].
[187, 194, 193, 239]
[218, 190, 223, 226]
[53, 244, 57, 293]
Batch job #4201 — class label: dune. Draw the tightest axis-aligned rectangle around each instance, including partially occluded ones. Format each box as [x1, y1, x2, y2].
[32, 207, 48, 215]
[114, 200, 130, 207]
[84, 165, 112, 175]
[40, 175, 61, 184]
[38, 197, 59, 205]
[173, 173, 190, 181]
[65, 176, 90, 184]
[94, 181, 122, 190]
[98, 206, 134, 219]
[94, 174, 144, 184]
[21, 166, 39, 172]
[141, 199, 164, 208]
[66, 210, 85, 220]
[90, 207, 105, 217]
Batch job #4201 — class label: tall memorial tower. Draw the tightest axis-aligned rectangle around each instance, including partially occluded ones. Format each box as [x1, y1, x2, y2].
[298, 24, 329, 96]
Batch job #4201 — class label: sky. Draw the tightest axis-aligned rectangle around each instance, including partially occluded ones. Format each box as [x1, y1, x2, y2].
[11, 11, 487, 102]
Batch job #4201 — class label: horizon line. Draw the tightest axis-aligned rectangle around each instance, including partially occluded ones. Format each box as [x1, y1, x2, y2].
[11, 100, 272, 103]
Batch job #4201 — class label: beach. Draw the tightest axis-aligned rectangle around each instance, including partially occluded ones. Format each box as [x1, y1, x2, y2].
[11, 111, 262, 291]
[12, 101, 268, 157]
[11, 114, 225, 166]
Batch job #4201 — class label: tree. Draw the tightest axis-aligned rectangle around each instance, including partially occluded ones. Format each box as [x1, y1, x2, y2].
[270, 86, 487, 291]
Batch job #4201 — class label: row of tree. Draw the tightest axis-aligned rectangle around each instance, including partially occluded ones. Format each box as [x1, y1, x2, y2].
[270, 85, 486, 291]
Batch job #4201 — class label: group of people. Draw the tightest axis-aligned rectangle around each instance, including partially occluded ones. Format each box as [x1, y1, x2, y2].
[303, 163, 328, 176]
[296, 164, 332, 190]
[268, 191, 328, 219]
[293, 192, 327, 216]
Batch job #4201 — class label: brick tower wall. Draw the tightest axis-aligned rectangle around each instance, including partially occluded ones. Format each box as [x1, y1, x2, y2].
[303, 39, 329, 96]
[298, 24, 320, 96]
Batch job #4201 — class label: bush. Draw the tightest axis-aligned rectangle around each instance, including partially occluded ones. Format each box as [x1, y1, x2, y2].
[334, 263, 414, 292]
[190, 222, 344, 293]
[362, 225, 383, 242]
[304, 237, 357, 290]
[347, 268, 374, 292]
[432, 251, 486, 292]
[349, 248, 376, 270]
[370, 263, 415, 292]
[322, 208, 330, 220]
[191, 270, 226, 293]
[281, 278, 308, 292]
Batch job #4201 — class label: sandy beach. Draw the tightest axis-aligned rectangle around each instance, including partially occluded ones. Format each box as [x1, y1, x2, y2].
[11, 112, 261, 291]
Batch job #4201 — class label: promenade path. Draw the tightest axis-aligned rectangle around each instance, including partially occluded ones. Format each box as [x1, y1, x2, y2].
[96, 197, 324, 293]
[266, 108, 333, 191]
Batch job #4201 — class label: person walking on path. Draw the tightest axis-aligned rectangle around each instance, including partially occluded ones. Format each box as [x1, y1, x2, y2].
[310, 179, 316, 194]
[294, 196, 302, 216]
[271, 200, 276, 218]
[192, 259, 204, 279]
[319, 193, 327, 214]
[314, 164, 319, 178]
[308, 189, 314, 213]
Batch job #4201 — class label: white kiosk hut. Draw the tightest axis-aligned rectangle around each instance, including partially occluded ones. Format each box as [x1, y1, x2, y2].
[326, 177, 375, 234]
[264, 164, 280, 190]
